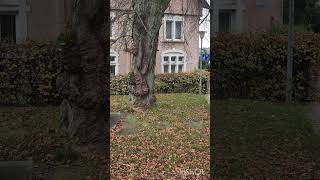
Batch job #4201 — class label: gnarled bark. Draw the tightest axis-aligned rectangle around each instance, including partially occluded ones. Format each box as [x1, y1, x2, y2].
[128, 0, 171, 109]
[57, 0, 108, 146]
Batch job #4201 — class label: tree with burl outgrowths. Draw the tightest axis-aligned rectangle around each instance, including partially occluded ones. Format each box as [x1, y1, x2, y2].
[128, 0, 171, 110]
[57, 0, 108, 151]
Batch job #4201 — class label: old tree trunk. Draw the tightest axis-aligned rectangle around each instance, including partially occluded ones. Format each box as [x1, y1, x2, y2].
[57, 0, 108, 148]
[128, 0, 171, 109]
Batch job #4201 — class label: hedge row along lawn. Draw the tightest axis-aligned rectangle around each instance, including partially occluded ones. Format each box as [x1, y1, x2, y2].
[214, 99, 320, 179]
[0, 39, 209, 105]
[110, 71, 210, 95]
[111, 93, 210, 179]
[212, 32, 320, 101]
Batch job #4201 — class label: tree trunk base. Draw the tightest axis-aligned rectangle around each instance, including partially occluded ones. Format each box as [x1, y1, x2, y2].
[128, 94, 156, 110]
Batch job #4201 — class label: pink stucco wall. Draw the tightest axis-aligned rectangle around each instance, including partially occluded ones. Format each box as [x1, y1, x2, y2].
[155, 16, 200, 74]
[117, 52, 132, 75]
[23, 0, 201, 75]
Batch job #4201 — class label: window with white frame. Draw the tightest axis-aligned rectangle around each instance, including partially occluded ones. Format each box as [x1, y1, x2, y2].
[162, 50, 186, 73]
[164, 15, 184, 41]
[110, 50, 119, 76]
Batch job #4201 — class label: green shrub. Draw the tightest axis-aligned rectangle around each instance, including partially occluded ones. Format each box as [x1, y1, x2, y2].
[271, 24, 312, 34]
[111, 71, 210, 95]
[155, 72, 210, 94]
[0, 41, 210, 105]
[212, 33, 320, 101]
[4, 32, 320, 103]
[53, 147, 80, 162]
[110, 75, 129, 95]
[0, 41, 62, 105]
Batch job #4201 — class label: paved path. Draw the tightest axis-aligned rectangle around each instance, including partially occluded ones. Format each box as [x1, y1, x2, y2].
[0, 161, 95, 180]
[110, 112, 126, 129]
[0, 161, 33, 180]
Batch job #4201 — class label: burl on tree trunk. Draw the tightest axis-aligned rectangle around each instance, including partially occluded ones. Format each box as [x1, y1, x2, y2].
[57, 0, 108, 147]
[128, 0, 171, 109]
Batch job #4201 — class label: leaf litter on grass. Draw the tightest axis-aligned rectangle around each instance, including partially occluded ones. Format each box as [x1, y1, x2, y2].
[0, 106, 106, 179]
[111, 93, 210, 179]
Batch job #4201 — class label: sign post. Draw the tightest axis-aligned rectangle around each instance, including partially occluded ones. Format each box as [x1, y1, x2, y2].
[199, 31, 206, 94]
[286, 0, 294, 102]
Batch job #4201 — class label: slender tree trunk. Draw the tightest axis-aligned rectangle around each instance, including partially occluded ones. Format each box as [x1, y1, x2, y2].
[57, 0, 108, 147]
[128, 0, 171, 109]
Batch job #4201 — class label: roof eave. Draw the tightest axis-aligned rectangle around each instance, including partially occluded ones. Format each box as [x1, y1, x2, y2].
[200, 0, 210, 9]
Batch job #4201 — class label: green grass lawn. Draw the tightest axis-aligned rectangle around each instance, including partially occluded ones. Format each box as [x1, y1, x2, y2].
[110, 93, 210, 179]
[214, 99, 320, 179]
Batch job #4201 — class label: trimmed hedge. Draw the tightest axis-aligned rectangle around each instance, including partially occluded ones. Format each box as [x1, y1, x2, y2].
[0, 42, 62, 105]
[7, 32, 320, 104]
[110, 75, 129, 95]
[111, 71, 210, 95]
[155, 72, 210, 94]
[0, 41, 209, 105]
[212, 32, 320, 101]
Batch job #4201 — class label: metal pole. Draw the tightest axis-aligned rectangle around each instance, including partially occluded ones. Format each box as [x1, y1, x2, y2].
[200, 37, 203, 94]
[286, 0, 294, 102]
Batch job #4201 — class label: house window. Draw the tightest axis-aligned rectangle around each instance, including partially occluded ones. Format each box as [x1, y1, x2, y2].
[0, 15, 16, 42]
[219, 10, 232, 32]
[110, 50, 119, 76]
[162, 50, 186, 73]
[164, 15, 184, 41]
[166, 21, 173, 39]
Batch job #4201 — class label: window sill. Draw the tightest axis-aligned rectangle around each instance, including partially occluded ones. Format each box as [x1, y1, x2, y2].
[162, 39, 185, 43]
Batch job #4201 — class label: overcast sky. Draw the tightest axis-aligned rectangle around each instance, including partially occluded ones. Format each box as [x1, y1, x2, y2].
[199, 2, 210, 48]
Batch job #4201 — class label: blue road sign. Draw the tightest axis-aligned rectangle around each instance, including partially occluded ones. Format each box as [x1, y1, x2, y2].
[201, 54, 210, 62]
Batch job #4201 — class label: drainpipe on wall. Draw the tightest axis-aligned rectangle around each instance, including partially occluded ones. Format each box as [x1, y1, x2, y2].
[16, 0, 28, 44]
[235, 0, 242, 32]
